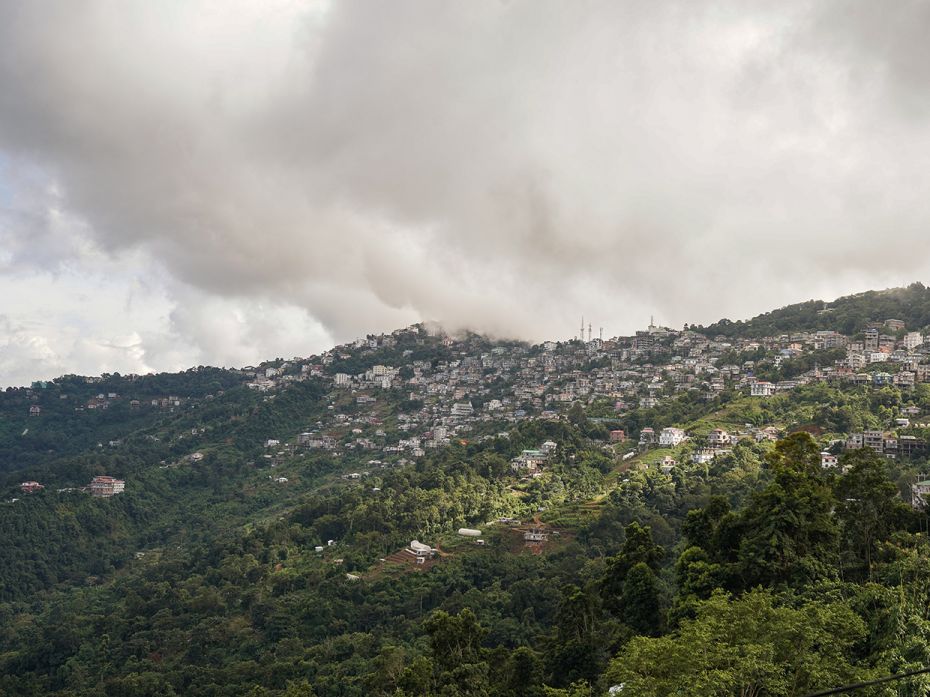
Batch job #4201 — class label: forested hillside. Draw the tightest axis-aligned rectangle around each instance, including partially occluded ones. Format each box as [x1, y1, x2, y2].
[694, 282, 930, 338]
[1, 314, 930, 696]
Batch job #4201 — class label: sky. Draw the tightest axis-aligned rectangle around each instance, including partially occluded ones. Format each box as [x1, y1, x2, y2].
[1, 0, 929, 386]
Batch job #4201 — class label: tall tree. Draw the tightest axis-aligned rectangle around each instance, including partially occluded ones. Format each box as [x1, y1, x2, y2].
[737, 433, 838, 588]
[835, 448, 910, 580]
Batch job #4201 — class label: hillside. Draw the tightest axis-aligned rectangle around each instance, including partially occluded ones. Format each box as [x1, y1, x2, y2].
[1, 309, 930, 696]
[693, 282, 930, 338]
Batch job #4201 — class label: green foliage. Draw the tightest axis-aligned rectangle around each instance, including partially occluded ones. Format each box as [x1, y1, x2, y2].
[694, 282, 930, 338]
[606, 589, 872, 696]
[735, 433, 839, 588]
[2, 349, 930, 697]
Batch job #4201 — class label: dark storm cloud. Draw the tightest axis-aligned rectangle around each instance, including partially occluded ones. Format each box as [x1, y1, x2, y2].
[1, 0, 930, 366]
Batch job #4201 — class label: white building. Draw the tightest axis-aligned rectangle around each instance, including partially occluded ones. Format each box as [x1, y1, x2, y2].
[451, 402, 474, 418]
[750, 381, 776, 397]
[912, 479, 930, 510]
[659, 427, 686, 446]
[408, 540, 434, 557]
[659, 456, 677, 473]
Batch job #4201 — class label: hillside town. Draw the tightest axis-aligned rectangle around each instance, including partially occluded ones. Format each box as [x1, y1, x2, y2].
[236, 318, 930, 468]
[10, 316, 930, 508]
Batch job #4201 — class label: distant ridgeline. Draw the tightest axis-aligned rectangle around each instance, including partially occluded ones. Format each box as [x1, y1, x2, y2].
[0, 367, 245, 473]
[693, 282, 930, 338]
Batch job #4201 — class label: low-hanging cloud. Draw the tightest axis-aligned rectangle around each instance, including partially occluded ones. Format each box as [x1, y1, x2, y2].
[1, 0, 930, 383]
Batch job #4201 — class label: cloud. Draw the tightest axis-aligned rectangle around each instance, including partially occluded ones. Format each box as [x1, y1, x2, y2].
[1, 0, 930, 383]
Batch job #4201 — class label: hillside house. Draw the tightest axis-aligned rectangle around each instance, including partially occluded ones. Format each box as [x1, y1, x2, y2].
[913, 479, 930, 509]
[707, 428, 732, 447]
[659, 427, 686, 446]
[20, 481, 44, 493]
[511, 449, 547, 474]
[407, 540, 435, 564]
[899, 436, 926, 458]
[660, 456, 677, 473]
[451, 402, 474, 418]
[89, 476, 125, 497]
[524, 528, 549, 543]
[691, 449, 716, 465]
[750, 381, 775, 397]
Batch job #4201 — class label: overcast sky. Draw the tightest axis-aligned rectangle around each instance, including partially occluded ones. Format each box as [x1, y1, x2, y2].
[1, 0, 929, 386]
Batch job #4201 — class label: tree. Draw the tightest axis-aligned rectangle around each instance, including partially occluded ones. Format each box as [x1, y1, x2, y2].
[504, 646, 545, 697]
[606, 590, 871, 697]
[835, 449, 910, 580]
[619, 563, 661, 636]
[282, 680, 316, 697]
[670, 546, 725, 623]
[547, 585, 604, 687]
[736, 433, 838, 588]
[423, 608, 487, 672]
[601, 522, 664, 611]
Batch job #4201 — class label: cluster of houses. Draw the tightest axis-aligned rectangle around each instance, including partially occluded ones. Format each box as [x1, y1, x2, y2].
[844, 431, 926, 458]
[227, 317, 930, 485]
[14, 317, 930, 504]
[15, 475, 124, 498]
[22, 391, 188, 417]
[747, 321, 930, 396]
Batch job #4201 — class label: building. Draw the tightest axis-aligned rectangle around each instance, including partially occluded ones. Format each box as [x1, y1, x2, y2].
[451, 402, 474, 418]
[407, 540, 435, 565]
[899, 436, 926, 458]
[912, 478, 930, 510]
[905, 332, 924, 350]
[28, 405, 41, 417]
[511, 449, 547, 474]
[691, 450, 714, 465]
[638, 427, 655, 446]
[707, 428, 731, 447]
[750, 381, 775, 397]
[609, 429, 626, 443]
[89, 476, 125, 497]
[659, 427, 686, 446]
[820, 452, 838, 469]
[524, 528, 549, 543]
[20, 481, 44, 493]
[845, 433, 864, 450]
[863, 430, 884, 453]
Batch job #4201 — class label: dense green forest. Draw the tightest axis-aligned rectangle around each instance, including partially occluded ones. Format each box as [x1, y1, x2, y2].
[2, 333, 930, 695]
[694, 282, 930, 338]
